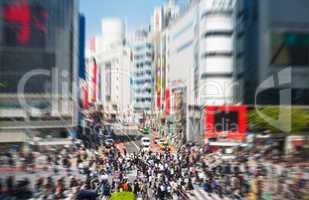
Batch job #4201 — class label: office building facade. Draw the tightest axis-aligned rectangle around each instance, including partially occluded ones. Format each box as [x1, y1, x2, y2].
[131, 30, 154, 112]
[90, 18, 133, 116]
[166, 0, 245, 143]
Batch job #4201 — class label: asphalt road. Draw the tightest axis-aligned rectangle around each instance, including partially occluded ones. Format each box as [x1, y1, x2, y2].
[113, 124, 142, 154]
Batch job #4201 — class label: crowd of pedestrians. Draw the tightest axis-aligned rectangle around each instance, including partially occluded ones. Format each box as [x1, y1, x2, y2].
[0, 131, 308, 199]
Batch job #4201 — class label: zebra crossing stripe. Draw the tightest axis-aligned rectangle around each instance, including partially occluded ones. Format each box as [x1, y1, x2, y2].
[189, 189, 233, 200]
[211, 193, 223, 200]
[190, 189, 212, 200]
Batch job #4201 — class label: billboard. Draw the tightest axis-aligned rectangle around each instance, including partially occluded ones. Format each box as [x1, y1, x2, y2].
[0, 0, 75, 94]
[204, 106, 247, 142]
[0, 0, 78, 128]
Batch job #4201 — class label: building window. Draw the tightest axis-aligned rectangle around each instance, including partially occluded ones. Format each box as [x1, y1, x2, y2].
[201, 73, 233, 79]
[271, 32, 309, 66]
[237, 30, 245, 38]
[237, 52, 244, 58]
[202, 52, 233, 58]
[145, 61, 152, 66]
[146, 52, 152, 57]
[204, 31, 233, 38]
[237, 10, 245, 18]
[146, 43, 152, 49]
[201, 11, 233, 19]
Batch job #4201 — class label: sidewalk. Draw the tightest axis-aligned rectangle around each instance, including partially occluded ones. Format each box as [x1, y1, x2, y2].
[0, 158, 78, 173]
[0, 165, 76, 173]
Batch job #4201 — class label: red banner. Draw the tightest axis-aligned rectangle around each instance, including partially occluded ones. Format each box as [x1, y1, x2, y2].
[157, 90, 161, 109]
[84, 83, 89, 109]
[164, 88, 170, 116]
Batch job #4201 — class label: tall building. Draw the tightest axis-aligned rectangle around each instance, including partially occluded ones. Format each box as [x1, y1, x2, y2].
[163, 0, 181, 27]
[101, 18, 126, 47]
[131, 30, 154, 112]
[167, 2, 199, 144]
[166, 0, 245, 143]
[151, 0, 180, 33]
[89, 18, 133, 117]
[198, 0, 244, 106]
[241, 0, 309, 106]
[0, 0, 79, 146]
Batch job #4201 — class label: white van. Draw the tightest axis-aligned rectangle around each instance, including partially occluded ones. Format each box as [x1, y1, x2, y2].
[141, 137, 151, 150]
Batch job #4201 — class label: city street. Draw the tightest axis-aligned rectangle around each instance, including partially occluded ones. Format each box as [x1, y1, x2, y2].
[0, 0, 309, 199]
[113, 125, 141, 154]
[113, 125, 168, 155]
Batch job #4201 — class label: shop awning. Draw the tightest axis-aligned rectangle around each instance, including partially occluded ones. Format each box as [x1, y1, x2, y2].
[0, 131, 29, 143]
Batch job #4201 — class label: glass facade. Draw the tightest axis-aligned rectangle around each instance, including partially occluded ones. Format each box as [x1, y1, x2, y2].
[0, 0, 75, 94]
[0, 0, 78, 128]
[271, 32, 309, 66]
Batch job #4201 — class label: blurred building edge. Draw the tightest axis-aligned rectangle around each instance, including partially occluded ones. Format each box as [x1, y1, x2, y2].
[0, 0, 80, 151]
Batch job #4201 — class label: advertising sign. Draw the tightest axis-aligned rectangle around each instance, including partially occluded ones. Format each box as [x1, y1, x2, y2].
[204, 106, 247, 142]
[0, 0, 74, 94]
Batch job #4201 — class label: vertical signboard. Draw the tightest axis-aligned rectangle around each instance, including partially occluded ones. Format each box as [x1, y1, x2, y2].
[165, 88, 170, 116]
[92, 58, 97, 103]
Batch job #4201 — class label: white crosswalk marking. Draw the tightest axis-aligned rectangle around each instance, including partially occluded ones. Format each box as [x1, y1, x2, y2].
[190, 189, 212, 200]
[212, 193, 222, 200]
[188, 189, 232, 200]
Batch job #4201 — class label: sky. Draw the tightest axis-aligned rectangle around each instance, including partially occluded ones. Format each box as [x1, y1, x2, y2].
[79, 0, 166, 41]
